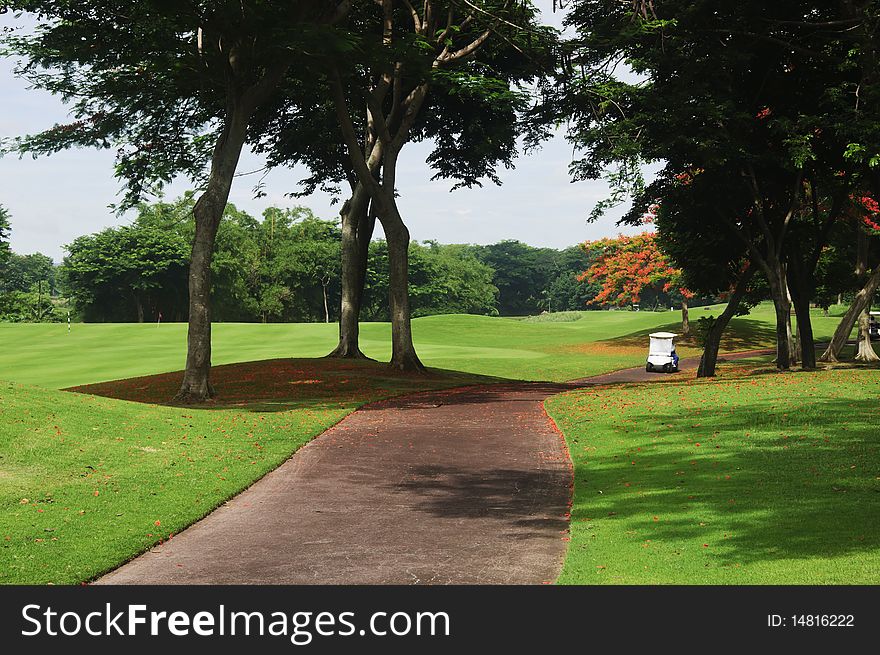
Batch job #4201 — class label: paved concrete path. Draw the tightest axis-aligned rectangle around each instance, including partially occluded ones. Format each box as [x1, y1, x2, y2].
[97, 349, 771, 585]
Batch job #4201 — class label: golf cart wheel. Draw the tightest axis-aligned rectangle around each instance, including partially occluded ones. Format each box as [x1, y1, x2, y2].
[646, 363, 653, 372]
[663, 363, 671, 373]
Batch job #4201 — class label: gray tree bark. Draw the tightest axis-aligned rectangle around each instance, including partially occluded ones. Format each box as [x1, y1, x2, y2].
[329, 59, 433, 373]
[379, 203, 425, 372]
[175, 102, 254, 401]
[855, 309, 880, 362]
[174, 56, 290, 402]
[175, 134, 246, 399]
[820, 265, 880, 362]
[790, 288, 815, 368]
[327, 185, 374, 358]
[697, 267, 755, 378]
[732, 167, 804, 371]
[767, 263, 793, 370]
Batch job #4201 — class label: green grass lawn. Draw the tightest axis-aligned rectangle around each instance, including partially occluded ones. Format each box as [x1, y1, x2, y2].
[0, 310, 682, 388]
[0, 359, 485, 584]
[0, 303, 844, 389]
[546, 367, 880, 584]
[0, 304, 871, 584]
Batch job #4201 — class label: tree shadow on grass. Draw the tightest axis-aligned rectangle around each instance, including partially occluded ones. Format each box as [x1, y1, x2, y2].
[601, 317, 778, 353]
[565, 393, 880, 569]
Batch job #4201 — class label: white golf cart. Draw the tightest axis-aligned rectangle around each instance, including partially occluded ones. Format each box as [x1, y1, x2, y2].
[646, 332, 680, 373]
[870, 311, 879, 341]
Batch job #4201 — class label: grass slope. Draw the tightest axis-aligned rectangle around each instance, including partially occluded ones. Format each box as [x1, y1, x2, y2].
[546, 368, 880, 584]
[0, 304, 867, 584]
[0, 360, 485, 584]
[0, 303, 845, 388]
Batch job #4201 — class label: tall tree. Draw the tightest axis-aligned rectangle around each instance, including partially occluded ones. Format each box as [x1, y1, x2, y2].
[557, 0, 880, 371]
[3, 1, 352, 400]
[251, 88, 373, 356]
[474, 241, 558, 315]
[820, 192, 880, 361]
[644, 170, 762, 377]
[62, 224, 189, 323]
[2, 253, 56, 295]
[250, 2, 555, 364]
[579, 232, 693, 331]
[321, 0, 554, 370]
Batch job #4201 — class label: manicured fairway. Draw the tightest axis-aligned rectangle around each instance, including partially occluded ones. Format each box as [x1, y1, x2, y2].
[0, 304, 844, 388]
[0, 360, 485, 584]
[546, 367, 880, 584]
[0, 304, 867, 584]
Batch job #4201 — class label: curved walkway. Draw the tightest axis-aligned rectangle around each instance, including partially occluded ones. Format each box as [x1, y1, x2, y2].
[97, 349, 771, 585]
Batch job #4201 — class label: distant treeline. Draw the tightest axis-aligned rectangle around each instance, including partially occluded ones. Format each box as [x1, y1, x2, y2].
[1, 196, 611, 323]
[0, 204, 62, 321]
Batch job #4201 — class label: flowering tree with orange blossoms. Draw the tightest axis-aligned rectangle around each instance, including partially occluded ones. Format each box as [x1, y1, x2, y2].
[578, 232, 694, 333]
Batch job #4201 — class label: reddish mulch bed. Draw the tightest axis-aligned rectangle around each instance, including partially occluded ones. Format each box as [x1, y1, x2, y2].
[67, 358, 476, 407]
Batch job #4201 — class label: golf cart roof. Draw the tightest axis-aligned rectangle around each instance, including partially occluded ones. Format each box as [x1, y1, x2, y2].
[649, 332, 678, 339]
[871, 311, 880, 316]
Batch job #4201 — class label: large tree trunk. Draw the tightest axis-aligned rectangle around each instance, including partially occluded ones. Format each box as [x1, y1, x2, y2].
[820, 264, 880, 362]
[786, 308, 798, 366]
[697, 267, 754, 378]
[680, 298, 690, 335]
[381, 208, 425, 372]
[789, 287, 815, 369]
[135, 295, 144, 323]
[854, 309, 880, 362]
[172, 57, 289, 402]
[766, 263, 793, 370]
[786, 247, 821, 369]
[329, 196, 364, 357]
[327, 185, 374, 359]
[328, 66, 429, 372]
[782, 281, 799, 366]
[175, 107, 250, 402]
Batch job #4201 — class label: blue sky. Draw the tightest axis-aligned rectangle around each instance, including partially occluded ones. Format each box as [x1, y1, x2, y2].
[0, 3, 649, 262]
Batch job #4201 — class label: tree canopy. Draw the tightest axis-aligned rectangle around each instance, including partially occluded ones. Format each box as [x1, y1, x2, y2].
[53, 197, 593, 325]
[556, 0, 880, 370]
[2, 0, 357, 399]
[3, 0, 351, 207]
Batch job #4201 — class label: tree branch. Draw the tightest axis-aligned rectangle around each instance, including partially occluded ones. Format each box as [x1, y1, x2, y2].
[330, 68, 383, 197]
[388, 82, 430, 155]
[454, 0, 531, 33]
[709, 29, 826, 59]
[715, 207, 774, 279]
[763, 18, 862, 28]
[401, 0, 423, 33]
[742, 165, 777, 256]
[442, 27, 493, 63]
[776, 169, 805, 254]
